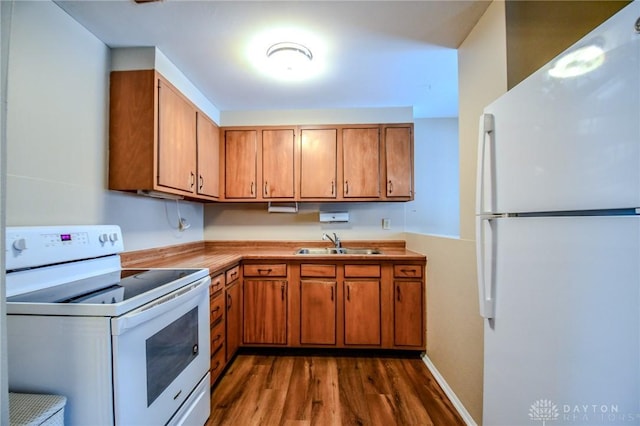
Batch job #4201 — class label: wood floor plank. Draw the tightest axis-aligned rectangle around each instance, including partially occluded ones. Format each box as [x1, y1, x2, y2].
[280, 356, 314, 423]
[336, 356, 372, 425]
[308, 356, 341, 426]
[208, 353, 466, 426]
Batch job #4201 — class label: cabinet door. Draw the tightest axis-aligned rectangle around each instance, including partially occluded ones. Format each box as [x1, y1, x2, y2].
[342, 128, 380, 198]
[262, 129, 295, 198]
[385, 127, 413, 198]
[300, 280, 336, 345]
[394, 280, 424, 347]
[300, 129, 337, 198]
[157, 79, 197, 192]
[196, 113, 219, 198]
[243, 279, 287, 344]
[225, 130, 257, 198]
[225, 282, 241, 361]
[344, 280, 381, 345]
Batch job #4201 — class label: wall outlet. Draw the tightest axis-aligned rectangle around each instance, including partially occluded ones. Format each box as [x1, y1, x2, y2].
[382, 218, 391, 230]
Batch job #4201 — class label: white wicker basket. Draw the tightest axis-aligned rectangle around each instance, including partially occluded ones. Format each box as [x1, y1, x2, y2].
[9, 393, 67, 426]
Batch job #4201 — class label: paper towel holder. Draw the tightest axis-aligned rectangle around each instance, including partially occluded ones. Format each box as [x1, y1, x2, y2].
[267, 202, 299, 213]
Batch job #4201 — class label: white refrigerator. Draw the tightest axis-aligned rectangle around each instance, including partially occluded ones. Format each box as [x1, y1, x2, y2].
[476, 2, 640, 425]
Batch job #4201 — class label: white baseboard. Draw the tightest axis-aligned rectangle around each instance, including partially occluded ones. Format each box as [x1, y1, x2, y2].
[421, 354, 478, 426]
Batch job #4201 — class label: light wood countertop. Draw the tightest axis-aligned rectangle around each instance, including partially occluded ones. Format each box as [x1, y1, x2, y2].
[121, 240, 426, 275]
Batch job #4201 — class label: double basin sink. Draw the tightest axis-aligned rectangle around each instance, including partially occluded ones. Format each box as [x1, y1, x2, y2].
[295, 247, 382, 255]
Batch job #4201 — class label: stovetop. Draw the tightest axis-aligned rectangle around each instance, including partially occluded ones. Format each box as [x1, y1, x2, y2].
[6, 267, 210, 317]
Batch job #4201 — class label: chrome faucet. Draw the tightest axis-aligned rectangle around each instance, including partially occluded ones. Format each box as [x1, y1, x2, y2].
[322, 232, 341, 248]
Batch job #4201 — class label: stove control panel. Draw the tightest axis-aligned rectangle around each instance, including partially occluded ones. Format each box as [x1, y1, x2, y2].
[6, 225, 124, 271]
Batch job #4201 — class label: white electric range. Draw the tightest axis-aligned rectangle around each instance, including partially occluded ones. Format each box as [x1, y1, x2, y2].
[5, 225, 211, 425]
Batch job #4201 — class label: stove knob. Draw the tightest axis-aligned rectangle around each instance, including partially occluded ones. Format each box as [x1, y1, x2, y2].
[99, 233, 108, 244]
[109, 233, 119, 243]
[13, 238, 27, 252]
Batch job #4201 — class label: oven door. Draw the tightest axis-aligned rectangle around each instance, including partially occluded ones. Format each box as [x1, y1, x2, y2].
[111, 275, 210, 426]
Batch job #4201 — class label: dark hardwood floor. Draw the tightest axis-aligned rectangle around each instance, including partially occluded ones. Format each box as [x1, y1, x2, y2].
[208, 352, 466, 426]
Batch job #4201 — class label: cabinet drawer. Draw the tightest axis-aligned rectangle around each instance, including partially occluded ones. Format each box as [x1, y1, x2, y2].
[210, 319, 225, 356]
[226, 265, 240, 284]
[210, 294, 224, 324]
[243, 263, 287, 277]
[394, 265, 423, 278]
[210, 273, 224, 295]
[210, 346, 226, 385]
[344, 264, 381, 278]
[300, 264, 336, 278]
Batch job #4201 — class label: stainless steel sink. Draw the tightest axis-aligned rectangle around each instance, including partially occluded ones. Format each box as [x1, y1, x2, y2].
[295, 247, 382, 255]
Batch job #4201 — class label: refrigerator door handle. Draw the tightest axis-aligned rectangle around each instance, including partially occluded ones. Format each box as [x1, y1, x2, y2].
[476, 216, 496, 319]
[476, 113, 495, 215]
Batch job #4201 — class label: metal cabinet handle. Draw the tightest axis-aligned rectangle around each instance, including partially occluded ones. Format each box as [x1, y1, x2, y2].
[345, 180, 349, 195]
[264, 181, 268, 197]
[257, 268, 273, 275]
[331, 180, 335, 195]
[347, 285, 350, 301]
[227, 293, 232, 310]
[212, 306, 220, 314]
[190, 172, 196, 188]
[199, 175, 204, 190]
[281, 284, 285, 301]
[388, 180, 393, 194]
[250, 182, 254, 196]
[330, 286, 334, 301]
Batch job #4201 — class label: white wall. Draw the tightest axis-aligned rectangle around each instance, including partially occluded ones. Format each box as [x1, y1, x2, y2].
[404, 2, 508, 424]
[6, 1, 204, 251]
[405, 117, 459, 237]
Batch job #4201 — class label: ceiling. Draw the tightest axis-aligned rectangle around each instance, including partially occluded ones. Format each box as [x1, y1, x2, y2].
[55, 0, 491, 118]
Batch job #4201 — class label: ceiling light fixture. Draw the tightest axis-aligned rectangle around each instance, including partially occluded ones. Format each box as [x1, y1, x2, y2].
[266, 42, 313, 72]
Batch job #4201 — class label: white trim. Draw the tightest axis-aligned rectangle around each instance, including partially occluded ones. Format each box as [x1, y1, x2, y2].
[421, 354, 478, 426]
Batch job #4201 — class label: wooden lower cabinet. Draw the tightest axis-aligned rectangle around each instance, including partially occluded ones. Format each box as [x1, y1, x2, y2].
[225, 280, 241, 360]
[243, 279, 288, 344]
[344, 280, 381, 345]
[300, 280, 337, 345]
[394, 280, 424, 347]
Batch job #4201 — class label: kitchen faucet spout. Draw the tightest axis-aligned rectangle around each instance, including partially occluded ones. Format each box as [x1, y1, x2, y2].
[322, 232, 341, 248]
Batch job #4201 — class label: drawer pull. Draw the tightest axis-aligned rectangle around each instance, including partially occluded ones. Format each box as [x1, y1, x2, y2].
[227, 293, 232, 310]
[212, 307, 220, 314]
[213, 334, 222, 343]
[330, 286, 334, 301]
[347, 285, 350, 301]
[401, 268, 416, 275]
[397, 285, 401, 301]
[212, 360, 221, 371]
[281, 284, 285, 301]
[258, 268, 273, 275]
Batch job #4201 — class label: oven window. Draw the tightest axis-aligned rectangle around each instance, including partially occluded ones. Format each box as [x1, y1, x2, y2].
[146, 307, 199, 406]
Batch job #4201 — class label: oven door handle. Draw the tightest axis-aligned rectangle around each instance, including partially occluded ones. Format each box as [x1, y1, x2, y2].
[111, 277, 209, 336]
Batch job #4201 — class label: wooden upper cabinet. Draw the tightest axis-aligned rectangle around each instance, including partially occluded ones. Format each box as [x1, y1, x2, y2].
[157, 79, 197, 193]
[196, 112, 220, 199]
[262, 129, 295, 198]
[384, 126, 413, 198]
[225, 130, 257, 199]
[300, 128, 337, 199]
[109, 70, 220, 201]
[342, 128, 380, 198]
